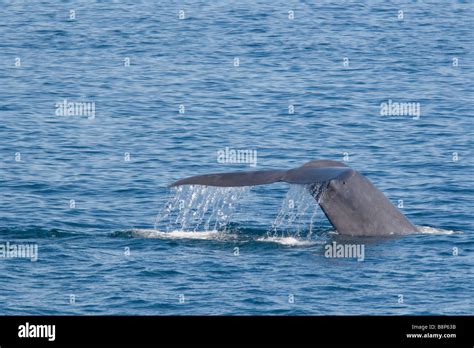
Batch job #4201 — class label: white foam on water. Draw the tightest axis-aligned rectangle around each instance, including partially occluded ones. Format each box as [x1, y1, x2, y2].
[256, 236, 320, 246]
[417, 226, 461, 235]
[133, 229, 319, 246]
[131, 229, 227, 240]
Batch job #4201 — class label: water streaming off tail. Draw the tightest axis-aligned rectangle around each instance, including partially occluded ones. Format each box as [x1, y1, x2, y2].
[155, 185, 250, 232]
[268, 184, 324, 239]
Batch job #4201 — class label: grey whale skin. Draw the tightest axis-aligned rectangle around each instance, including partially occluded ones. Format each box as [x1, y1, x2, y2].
[169, 160, 418, 237]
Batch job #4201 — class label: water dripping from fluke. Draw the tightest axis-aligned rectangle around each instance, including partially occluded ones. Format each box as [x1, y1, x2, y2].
[154, 185, 250, 233]
[259, 184, 326, 246]
[147, 184, 328, 245]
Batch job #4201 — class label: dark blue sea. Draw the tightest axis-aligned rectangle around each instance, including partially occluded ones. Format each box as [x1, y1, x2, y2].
[0, 1, 472, 315]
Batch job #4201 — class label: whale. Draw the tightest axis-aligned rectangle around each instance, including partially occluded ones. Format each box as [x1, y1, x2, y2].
[169, 160, 418, 237]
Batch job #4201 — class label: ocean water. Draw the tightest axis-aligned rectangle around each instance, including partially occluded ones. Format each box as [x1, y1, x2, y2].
[0, 0, 473, 315]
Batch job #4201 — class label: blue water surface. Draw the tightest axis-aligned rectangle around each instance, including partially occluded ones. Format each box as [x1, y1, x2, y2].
[0, 0, 472, 315]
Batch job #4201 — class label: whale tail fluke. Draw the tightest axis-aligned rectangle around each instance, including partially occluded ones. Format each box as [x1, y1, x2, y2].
[168, 160, 350, 188]
[168, 169, 286, 188]
[167, 159, 417, 236]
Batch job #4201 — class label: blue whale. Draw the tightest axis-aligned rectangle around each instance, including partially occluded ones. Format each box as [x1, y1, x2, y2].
[169, 160, 418, 237]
